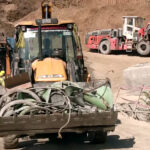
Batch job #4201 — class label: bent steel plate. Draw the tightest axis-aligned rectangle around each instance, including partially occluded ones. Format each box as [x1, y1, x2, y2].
[5, 72, 31, 89]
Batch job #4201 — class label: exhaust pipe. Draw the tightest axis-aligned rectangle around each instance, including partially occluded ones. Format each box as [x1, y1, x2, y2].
[37, 0, 53, 60]
[41, 0, 52, 19]
[38, 25, 43, 60]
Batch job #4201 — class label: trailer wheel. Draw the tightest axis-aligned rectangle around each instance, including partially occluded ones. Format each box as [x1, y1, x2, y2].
[137, 41, 150, 56]
[4, 135, 18, 149]
[88, 131, 107, 144]
[99, 40, 111, 55]
[92, 131, 107, 144]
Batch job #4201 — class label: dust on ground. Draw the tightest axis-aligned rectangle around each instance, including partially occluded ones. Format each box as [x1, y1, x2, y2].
[84, 51, 150, 93]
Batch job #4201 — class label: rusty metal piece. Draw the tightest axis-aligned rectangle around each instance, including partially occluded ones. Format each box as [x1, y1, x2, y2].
[5, 72, 31, 89]
[6, 83, 32, 93]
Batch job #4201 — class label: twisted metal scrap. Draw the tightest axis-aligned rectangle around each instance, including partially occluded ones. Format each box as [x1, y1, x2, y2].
[0, 80, 110, 137]
[0, 87, 72, 138]
[0, 88, 41, 107]
[0, 87, 68, 115]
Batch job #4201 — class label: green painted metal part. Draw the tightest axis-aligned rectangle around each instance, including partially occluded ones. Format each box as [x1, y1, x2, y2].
[84, 86, 113, 110]
[84, 94, 107, 110]
[42, 89, 51, 103]
[17, 82, 114, 111]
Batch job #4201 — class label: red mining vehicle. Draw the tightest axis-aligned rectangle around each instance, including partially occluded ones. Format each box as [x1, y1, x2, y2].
[85, 16, 150, 56]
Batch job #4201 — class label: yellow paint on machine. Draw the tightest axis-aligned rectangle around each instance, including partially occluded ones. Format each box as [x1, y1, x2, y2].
[0, 71, 5, 86]
[32, 58, 67, 82]
[15, 20, 74, 27]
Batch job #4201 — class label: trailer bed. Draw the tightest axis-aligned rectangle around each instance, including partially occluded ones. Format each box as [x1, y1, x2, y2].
[0, 111, 118, 137]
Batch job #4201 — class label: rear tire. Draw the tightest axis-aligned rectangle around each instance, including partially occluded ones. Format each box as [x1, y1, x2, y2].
[137, 41, 150, 56]
[4, 135, 19, 149]
[93, 131, 107, 144]
[67, 62, 80, 82]
[99, 40, 111, 55]
[88, 131, 107, 144]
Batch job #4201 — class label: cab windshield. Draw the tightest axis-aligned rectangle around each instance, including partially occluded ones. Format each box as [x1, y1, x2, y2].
[20, 27, 76, 62]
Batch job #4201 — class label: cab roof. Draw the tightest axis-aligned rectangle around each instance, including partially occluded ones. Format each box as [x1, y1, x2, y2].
[15, 20, 75, 27]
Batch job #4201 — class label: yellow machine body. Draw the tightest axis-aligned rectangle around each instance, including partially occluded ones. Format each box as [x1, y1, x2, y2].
[32, 58, 67, 82]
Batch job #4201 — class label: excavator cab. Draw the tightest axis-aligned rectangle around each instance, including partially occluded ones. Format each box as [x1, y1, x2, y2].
[9, 1, 86, 88]
[123, 16, 144, 40]
[13, 21, 85, 83]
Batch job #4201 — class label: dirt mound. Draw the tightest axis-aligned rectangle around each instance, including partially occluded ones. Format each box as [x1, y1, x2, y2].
[0, 22, 14, 36]
[0, 0, 42, 36]
[1, 0, 150, 39]
[53, 0, 84, 8]
[48, 0, 150, 49]
[0, 4, 14, 36]
[6, 0, 38, 22]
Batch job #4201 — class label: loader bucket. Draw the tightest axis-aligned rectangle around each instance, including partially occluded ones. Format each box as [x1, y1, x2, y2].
[5, 72, 31, 89]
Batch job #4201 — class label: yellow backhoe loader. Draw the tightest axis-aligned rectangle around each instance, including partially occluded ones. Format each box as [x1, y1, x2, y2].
[0, 1, 117, 149]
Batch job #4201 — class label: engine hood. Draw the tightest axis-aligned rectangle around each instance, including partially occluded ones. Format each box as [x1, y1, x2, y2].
[32, 58, 67, 82]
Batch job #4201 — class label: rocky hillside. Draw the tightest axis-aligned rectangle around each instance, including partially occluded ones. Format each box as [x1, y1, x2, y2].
[0, 0, 150, 48]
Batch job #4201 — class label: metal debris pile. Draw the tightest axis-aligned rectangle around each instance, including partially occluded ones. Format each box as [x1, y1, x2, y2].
[0, 80, 113, 118]
[117, 90, 150, 122]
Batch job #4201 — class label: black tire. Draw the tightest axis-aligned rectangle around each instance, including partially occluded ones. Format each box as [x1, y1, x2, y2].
[137, 41, 150, 56]
[4, 135, 19, 149]
[49, 134, 59, 143]
[99, 40, 111, 55]
[90, 131, 107, 144]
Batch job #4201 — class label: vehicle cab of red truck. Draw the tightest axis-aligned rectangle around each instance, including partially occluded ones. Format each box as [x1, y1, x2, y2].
[122, 16, 144, 40]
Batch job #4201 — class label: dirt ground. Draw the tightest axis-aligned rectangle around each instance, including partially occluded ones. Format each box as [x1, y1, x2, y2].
[84, 51, 150, 93]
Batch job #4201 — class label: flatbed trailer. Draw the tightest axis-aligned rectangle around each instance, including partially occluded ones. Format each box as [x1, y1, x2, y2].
[0, 110, 117, 137]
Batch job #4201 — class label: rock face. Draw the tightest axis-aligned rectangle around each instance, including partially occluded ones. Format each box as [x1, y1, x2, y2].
[123, 63, 150, 89]
[0, 0, 12, 4]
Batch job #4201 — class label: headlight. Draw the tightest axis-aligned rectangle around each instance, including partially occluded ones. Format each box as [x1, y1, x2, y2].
[38, 74, 64, 79]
